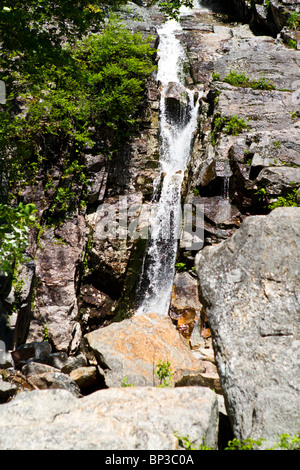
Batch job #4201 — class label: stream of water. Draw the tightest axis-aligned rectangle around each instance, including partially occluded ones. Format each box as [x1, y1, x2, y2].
[135, 2, 204, 316]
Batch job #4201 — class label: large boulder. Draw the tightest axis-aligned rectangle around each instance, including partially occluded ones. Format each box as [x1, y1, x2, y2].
[0, 386, 219, 450]
[82, 312, 207, 388]
[195, 207, 300, 446]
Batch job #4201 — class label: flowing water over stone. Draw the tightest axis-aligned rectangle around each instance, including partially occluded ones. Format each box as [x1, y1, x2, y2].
[135, 4, 203, 316]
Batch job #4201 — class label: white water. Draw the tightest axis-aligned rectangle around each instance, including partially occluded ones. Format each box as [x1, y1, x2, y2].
[135, 4, 202, 316]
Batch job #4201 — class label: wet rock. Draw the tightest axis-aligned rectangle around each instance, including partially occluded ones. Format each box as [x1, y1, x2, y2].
[164, 82, 192, 125]
[195, 207, 300, 447]
[82, 312, 207, 388]
[169, 272, 204, 341]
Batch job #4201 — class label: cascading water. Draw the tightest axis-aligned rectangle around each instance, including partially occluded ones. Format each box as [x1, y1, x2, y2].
[135, 3, 203, 316]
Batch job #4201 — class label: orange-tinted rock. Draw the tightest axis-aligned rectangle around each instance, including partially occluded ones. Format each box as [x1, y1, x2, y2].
[169, 272, 203, 340]
[83, 312, 207, 388]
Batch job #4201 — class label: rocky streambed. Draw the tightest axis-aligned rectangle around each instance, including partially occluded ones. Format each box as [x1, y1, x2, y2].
[0, 0, 299, 450]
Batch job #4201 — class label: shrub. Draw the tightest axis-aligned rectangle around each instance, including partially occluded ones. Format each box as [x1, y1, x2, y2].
[288, 39, 298, 49]
[0, 202, 37, 275]
[268, 187, 299, 209]
[224, 115, 249, 135]
[223, 70, 249, 87]
[272, 431, 300, 450]
[121, 376, 135, 387]
[156, 360, 173, 387]
[287, 11, 299, 31]
[0, 17, 156, 223]
[222, 70, 275, 90]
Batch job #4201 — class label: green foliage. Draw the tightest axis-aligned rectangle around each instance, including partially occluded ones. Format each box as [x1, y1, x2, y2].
[158, 0, 194, 19]
[212, 72, 220, 81]
[175, 261, 188, 272]
[224, 115, 249, 135]
[271, 431, 300, 450]
[121, 376, 135, 387]
[0, 16, 156, 223]
[255, 187, 268, 207]
[0, 202, 37, 275]
[73, 18, 156, 135]
[291, 108, 300, 120]
[268, 187, 299, 210]
[212, 115, 249, 144]
[250, 76, 276, 91]
[225, 438, 264, 450]
[156, 360, 173, 387]
[0, 1, 127, 73]
[287, 11, 299, 30]
[175, 429, 300, 451]
[273, 140, 281, 149]
[223, 70, 275, 90]
[223, 70, 249, 87]
[42, 323, 49, 342]
[288, 39, 297, 49]
[174, 432, 213, 450]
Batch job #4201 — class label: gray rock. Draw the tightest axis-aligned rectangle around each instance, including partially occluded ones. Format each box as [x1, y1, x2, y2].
[0, 379, 18, 403]
[16, 341, 52, 360]
[45, 352, 69, 370]
[27, 370, 81, 397]
[21, 362, 58, 376]
[61, 353, 88, 374]
[214, 28, 300, 91]
[0, 350, 14, 369]
[256, 166, 300, 195]
[195, 207, 300, 446]
[0, 386, 219, 450]
[11, 341, 52, 369]
[11, 260, 36, 349]
[86, 169, 108, 204]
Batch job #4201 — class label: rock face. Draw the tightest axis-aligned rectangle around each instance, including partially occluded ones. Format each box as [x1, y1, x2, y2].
[195, 207, 300, 446]
[27, 218, 88, 353]
[0, 387, 219, 450]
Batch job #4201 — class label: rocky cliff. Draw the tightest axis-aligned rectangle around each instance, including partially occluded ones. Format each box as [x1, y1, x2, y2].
[0, 0, 299, 450]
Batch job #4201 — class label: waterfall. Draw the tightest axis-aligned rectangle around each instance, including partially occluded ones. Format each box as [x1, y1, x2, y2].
[135, 4, 201, 316]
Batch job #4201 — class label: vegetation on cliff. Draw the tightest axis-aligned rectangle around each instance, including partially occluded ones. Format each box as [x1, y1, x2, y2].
[0, 0, 193, 273]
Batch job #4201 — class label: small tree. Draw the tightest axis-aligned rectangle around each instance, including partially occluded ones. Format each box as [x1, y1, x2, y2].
[0, 202, 37, 275]
[287, 11, 299, 31]
[156, 360, 173, 387]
